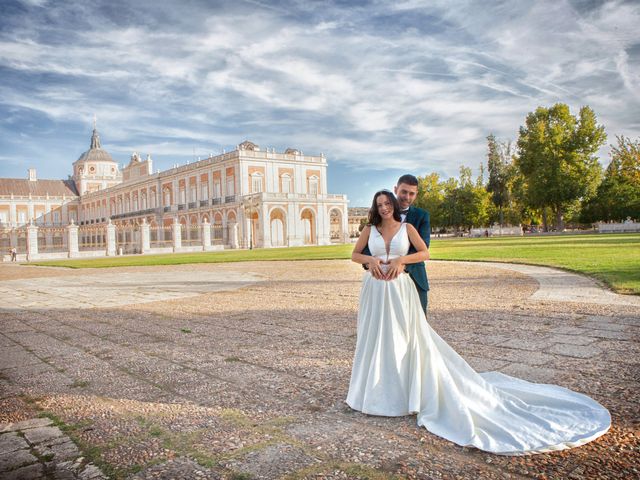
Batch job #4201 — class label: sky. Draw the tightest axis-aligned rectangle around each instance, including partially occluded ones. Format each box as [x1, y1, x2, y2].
[0, 0, 639, 206]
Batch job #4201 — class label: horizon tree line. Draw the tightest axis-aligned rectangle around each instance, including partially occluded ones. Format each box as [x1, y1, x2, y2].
[413, 103, 640, 233]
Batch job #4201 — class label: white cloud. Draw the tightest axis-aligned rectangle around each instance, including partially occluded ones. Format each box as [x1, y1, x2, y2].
[0, 0, 638, 189]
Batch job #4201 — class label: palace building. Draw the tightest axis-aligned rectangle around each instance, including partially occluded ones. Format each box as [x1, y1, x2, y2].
[0, 127, 349, 260]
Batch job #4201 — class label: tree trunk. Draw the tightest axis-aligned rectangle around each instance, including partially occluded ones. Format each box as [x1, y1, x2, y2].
[499, 207, 504, 228]
[542, 209, 548, 232]
[556, 207, 565, 232]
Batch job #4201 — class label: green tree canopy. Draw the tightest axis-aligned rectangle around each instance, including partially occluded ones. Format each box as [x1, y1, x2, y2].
[516, 103, 606, 230]
[416, 173, 445, 229]
[581, 135, 640, 222]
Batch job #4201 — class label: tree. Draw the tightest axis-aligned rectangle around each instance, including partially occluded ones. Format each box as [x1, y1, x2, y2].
[441, 166, 491, 231]
[486, 134, 513, 227]
[516, 103, 606, 231]
[416, 173, 445, 230]
[581, 135, 640, 222]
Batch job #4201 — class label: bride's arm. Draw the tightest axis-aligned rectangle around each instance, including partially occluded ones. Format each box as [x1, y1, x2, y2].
[385, 224, 429, 279]
[351, 226, 384, 279]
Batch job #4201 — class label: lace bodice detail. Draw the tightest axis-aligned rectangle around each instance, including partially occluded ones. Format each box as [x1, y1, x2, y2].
[368, 223, 410, 260]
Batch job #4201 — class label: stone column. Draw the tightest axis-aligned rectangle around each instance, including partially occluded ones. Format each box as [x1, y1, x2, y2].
[228, 222, 239, 249]
[201, 220, 212, 251]
[26, 222, 38, 260]
[260, 203, 270, 248]
[316, 206, 330, 246]
[172, 218, 182, 251]
[140, 219, 150, 254]
[67, 220, 79, 258]
[106, 220, 117, 256]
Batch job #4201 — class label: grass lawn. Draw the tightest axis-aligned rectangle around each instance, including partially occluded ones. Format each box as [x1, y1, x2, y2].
[431, 233, 640, 295]
[30, 233, 640, 295]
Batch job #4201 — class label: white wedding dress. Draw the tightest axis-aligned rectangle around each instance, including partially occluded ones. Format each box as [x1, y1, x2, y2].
[346, 224, 610, 455]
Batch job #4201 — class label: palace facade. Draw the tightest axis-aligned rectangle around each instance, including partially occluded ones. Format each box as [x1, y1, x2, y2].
[0, 127, 349, 260]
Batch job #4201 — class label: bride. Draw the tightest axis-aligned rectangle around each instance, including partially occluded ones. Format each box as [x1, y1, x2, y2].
[347, 190, 610, 455]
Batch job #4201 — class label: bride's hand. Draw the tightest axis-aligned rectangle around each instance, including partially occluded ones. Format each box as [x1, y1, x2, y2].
[384, 258, 404, 280]
[367, 257, 384, 280]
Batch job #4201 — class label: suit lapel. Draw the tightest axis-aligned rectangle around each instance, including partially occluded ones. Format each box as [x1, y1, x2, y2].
[404, 206, 416, 226]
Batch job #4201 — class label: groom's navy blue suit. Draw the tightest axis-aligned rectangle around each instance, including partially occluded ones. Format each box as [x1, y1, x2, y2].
[363, 205, 430, 313]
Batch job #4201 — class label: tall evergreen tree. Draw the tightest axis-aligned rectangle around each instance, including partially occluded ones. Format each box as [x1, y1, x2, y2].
[486, 134, 512, 227]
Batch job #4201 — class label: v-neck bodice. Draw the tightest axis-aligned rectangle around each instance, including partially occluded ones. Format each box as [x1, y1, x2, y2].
[368, 223, 410, 260]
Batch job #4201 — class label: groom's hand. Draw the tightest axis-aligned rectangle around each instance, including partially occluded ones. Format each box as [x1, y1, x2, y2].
[384, 258, 404, 280]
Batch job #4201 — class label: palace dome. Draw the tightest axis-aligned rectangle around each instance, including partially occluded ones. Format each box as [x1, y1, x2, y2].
[75, 128, 117, 164]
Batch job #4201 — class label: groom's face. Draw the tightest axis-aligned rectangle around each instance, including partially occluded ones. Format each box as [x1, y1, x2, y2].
[394, 183, 418, 211]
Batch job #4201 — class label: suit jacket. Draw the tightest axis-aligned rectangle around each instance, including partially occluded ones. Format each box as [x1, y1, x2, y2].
[362, 205, 430, 291]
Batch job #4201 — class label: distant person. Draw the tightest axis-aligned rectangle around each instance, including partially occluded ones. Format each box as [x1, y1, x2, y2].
[10, 247, 17, 262]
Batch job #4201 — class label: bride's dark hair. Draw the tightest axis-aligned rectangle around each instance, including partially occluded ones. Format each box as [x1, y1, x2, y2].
[368, 190, 402, 226]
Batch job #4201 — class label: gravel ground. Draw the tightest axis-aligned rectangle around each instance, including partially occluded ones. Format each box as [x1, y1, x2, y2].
[0, 260, 638, 479]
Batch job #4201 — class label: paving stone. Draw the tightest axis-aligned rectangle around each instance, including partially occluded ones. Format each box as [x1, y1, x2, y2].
[0, 418, 53, 433]
[497, 337, 555, 351]
[462, 355, 509, 372]
[0, 432, 29, 454]
[35, 439, 80, 461]
[581, 321, 627, 332]
[585, 329, 632, 340]
[2, 462, 44, 480]
[22, 426, 64, 444]
[130, 458, 220, 479]
[222, 443, 318, 479]
[499, 363, 561, 384]
[53, 467, 77, 480]
[549, 334, 598, 345]
[0, 449, 38, 472]
[549, 326, 590, 335]
[546, 343, 602, 359]
[79, 464, 108, 480]
[477, 347, 556, 366]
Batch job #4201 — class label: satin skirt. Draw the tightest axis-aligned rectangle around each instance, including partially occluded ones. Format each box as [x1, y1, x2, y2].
[346, 272, 611, 455]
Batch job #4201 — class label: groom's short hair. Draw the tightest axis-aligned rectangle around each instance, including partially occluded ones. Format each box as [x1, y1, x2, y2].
[397, 174, 418, 187]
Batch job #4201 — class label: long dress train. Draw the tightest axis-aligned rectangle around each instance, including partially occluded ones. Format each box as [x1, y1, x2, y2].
[346, 224, 610, 455]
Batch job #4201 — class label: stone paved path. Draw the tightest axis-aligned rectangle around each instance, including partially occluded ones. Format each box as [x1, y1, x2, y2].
[468, 261, 640, 306]
[0, 417, 106, 479]
[0, 271, 263, 310]
[0, 260, 638, 479]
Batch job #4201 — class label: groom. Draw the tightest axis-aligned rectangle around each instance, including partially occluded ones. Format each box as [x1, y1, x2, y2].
[363, 174, 430, 314]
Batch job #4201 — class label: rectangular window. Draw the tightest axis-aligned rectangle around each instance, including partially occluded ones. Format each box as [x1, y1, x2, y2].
[226, 177, 235, 196]
[201, 184, 209, 200]
[309, 178, 319, 195]
[252, 176, 263, 193]
[281, 176, 291, 193]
